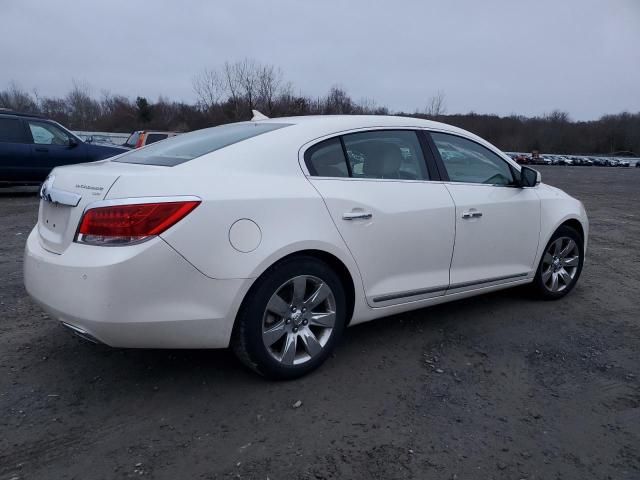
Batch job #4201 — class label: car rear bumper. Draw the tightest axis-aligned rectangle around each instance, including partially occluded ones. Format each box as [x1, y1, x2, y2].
[23, 228, 249, 348]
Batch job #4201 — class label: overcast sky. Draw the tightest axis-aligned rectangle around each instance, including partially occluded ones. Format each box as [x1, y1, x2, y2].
[2, 0, 639, 120]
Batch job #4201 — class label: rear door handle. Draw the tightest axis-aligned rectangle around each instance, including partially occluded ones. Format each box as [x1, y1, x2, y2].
[35, 147, 49, 153]
[342, 212, 373, 221]
[462, 211, 483, 219]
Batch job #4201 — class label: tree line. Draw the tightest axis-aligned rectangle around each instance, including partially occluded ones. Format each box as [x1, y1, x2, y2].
[1, 60, 638, 155]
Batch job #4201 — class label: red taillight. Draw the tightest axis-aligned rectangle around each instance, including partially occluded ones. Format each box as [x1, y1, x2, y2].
[76, 200, 200, 246]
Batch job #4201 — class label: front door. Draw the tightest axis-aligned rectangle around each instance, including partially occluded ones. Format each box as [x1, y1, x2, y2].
[26, 119, 87, 181]
[428, 131, 541, 291]
[304, 130, 456, 306]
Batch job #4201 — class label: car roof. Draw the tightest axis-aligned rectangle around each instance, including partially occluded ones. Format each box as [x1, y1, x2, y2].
[0, 109, 45, 119]
[257, 114, 461, 132]
[252, 115, 498, 152]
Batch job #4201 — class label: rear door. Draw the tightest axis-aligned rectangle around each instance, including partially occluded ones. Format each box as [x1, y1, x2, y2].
[304, 129, 455, 306]
[427, 131, 541, 291]
[0, 117, 33, 182]
[25, 119, 88, 181]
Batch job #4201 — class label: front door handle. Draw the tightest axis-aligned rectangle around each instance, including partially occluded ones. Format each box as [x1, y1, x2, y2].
[342, 211, 373, 221]
[462, 210, 483, 219]
[35, 147, 49, 153]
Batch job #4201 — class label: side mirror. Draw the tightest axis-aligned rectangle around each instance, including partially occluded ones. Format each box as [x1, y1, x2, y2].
[68, 137, 79, 147]
[520, 166, 541, 187]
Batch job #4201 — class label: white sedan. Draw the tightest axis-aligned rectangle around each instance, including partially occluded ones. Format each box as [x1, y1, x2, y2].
[24, 115, 588, 379]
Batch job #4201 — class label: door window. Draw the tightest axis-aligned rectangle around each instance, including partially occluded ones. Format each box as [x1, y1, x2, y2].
[145, 133, 169, 145]
[305, 130, 430, 180]
[0, 118, 28, 143]
[343, 130, 429, 180]
[27, 121, 71, 145]
[431, 132, 514, 185]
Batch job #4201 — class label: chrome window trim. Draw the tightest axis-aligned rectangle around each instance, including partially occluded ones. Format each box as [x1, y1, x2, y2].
[298, 125, 434, 178]
[371, 272, 530, 304]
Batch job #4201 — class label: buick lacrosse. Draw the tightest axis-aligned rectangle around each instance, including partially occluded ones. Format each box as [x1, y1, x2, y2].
[24, 115, 588, 379]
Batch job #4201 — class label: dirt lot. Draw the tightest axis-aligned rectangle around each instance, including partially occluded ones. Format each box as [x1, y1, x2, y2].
[1, 166, 639, 479]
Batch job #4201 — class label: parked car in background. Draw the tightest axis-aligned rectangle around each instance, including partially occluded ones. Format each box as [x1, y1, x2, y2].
[123, 130, 180, 149]
[24, 115, 588, 379]
[617, 159, 630, 167]
[0, 111, 128, 186]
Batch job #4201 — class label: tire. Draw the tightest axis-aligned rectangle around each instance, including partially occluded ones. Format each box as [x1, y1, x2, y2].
[232, 255, 347, 380]
[532, 225, 584, 300]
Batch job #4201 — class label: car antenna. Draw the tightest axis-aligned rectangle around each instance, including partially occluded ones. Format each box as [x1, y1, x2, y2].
[251, 110, 269, 121]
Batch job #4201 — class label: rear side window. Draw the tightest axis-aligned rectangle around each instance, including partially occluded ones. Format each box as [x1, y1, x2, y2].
[144, 133, 168, 145]
[304, 138, 349, 177]
[0, 118, 28, 143]
[343, 130, 428, 180]
[114, 123, 290, 166]
[305, 130, 429, 180]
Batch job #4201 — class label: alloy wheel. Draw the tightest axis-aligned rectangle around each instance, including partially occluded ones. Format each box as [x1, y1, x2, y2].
[262, 275, 336, 366]
[541, 236, 580, 292]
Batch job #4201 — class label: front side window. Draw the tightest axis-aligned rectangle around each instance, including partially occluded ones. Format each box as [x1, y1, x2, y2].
[431, 132, 514, 185]
[27, 121, 71, 145]
[343, 130, 429, 180]
[115, 122, 290, 166]
[0, 118, 28, 143]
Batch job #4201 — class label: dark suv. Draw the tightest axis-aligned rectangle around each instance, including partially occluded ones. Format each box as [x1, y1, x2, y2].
[0, 111, 128, 186]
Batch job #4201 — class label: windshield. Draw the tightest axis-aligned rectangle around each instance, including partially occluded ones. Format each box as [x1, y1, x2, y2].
[114, 122, 291, 166]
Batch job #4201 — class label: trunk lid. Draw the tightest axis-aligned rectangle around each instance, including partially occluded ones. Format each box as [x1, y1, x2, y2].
[37, 161, 159, 254]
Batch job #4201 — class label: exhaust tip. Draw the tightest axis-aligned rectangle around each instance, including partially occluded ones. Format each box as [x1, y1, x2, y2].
[60, 321, 104, 344]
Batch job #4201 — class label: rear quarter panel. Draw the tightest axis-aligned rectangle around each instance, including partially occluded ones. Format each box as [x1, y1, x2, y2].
[105, 138, 363, 285]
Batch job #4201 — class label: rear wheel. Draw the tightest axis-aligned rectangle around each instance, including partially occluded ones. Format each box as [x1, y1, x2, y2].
[532, 225, 584, 299]
[232, 256, 346, 379]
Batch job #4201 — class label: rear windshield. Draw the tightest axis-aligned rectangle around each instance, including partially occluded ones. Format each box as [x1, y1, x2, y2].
[114, 122, 291, 166]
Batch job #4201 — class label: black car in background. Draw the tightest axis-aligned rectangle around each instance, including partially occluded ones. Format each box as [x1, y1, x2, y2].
[0, 111, 127, 186]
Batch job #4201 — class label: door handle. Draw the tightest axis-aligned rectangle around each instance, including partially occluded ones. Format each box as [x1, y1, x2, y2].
[462, 211, 483, 219]
[35, 147, 49, 152]
[342, 212, 373, 221]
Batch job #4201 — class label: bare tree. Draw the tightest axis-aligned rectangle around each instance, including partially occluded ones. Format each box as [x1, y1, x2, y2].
[66, 80, 100, 129]
[222, 61, 243, 119]
[0, 81, 38, 112]
[425, 90, 446, 116]
[235, 59, 260, 112]
[324, 86, 353, 114]
[257, 64, 283, 115]
[192, 69, 224, 111]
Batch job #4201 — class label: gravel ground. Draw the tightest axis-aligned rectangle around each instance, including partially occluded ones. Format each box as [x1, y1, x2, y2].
[1, 166, 639, 479]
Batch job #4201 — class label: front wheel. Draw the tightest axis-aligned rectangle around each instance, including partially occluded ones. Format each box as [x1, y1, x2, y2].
[232, 256, 346, 380]
[532, 225, 584, 300]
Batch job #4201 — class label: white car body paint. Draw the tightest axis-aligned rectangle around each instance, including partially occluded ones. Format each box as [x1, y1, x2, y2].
[24, 115, 588, 348]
